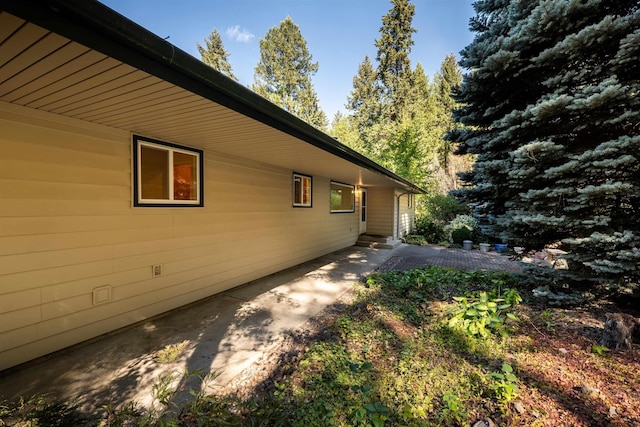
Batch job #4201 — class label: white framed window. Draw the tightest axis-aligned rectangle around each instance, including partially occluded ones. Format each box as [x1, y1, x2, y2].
[330, 181, 355, 213]
[133, 135, 204, 207]
[408, 193, 413, 208]
[293, 173, 312, 207]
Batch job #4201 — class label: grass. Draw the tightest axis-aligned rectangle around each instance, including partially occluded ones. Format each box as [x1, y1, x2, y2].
[2, 266, 640, 426]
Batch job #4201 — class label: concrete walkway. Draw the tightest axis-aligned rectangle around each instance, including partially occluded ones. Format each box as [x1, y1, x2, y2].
[0, 244, 520, 410]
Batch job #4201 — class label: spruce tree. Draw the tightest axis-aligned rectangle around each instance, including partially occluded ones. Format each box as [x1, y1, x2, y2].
[197, 29, 237, 80]
[375, 0, 416, 121]
[452, 0, 640, 288]
[252, 17, 328, 130]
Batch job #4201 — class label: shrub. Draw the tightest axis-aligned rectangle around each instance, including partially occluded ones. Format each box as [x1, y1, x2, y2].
[450, 227, 472, 244]
[404, 234, 428, 246]
[444, 215, 478, 244]
[414, 217, 445, 243]
[418, 194, 470, 223]
[414, 196, 473, 245]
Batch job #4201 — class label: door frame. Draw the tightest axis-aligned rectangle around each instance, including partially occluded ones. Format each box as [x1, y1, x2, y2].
[359, 188, 367, 234]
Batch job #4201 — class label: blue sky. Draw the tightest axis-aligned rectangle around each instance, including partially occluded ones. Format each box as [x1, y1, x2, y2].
[100, 0, 476, 121]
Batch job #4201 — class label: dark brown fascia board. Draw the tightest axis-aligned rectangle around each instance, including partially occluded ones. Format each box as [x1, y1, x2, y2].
[0, 0, 426, 194]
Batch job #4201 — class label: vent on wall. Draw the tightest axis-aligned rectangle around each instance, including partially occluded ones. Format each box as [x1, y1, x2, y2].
[92, 285, 112, 306]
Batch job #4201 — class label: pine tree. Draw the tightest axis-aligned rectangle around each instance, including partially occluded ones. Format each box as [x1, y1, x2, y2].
[452, 0, 640, 288]
[252, 16, 328, 130]
[345, 55, 382, 153]
[375, 0, 416, 121]
[197, 29, 237, 80]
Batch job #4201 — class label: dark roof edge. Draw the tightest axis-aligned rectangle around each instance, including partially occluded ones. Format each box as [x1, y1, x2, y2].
[0, 0, 426, 193]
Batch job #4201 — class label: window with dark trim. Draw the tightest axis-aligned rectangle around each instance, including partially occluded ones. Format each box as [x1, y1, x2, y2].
[133, 135, 204, 207]
[330, 181, 355, 213]
[293, 173, 312, 207]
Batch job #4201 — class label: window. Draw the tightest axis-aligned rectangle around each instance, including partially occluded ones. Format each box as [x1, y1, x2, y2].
[408, 193, 413, 208]
[133, 136, 204, 207]
[330, 181, 355, 213]
[293, 173, 312, 207]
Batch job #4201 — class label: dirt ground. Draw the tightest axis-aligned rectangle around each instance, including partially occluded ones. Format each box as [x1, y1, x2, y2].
[216, 275, 640, 426]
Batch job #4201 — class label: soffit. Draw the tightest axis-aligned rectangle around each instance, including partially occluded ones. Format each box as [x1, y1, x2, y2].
[0, 11, 403, 188]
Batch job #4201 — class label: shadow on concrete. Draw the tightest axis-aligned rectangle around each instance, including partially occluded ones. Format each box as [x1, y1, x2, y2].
[0, 246, 391, 414]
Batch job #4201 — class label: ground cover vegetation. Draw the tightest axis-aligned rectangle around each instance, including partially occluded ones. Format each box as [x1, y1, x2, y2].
[448, 0, 640, 295]
[4, 266, 640, 426]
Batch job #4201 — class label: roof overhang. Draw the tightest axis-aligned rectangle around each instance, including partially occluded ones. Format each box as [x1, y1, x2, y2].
[0, 0, 425, 193]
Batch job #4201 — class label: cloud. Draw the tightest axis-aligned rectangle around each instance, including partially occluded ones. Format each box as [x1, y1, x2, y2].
[226, 25, 255, 43]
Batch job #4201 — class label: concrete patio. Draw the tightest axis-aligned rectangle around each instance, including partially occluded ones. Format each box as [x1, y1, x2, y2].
[0, 243, 520, 411]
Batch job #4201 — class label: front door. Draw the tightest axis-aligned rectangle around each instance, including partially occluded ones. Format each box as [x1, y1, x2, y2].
[359, 189, 367, 234]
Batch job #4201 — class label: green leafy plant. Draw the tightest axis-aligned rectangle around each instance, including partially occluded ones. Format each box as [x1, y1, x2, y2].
[447, 290, 521, 338]
[592, 344, 610, 356]
[486, 363, 519, 404]
[440, 390, 466, 424]
[451, 227, 473, 244]
[444, 214, 479, 244]
[155, 340, 190, 363]
[349, 361, 390, 427]
[404, 234, 428, 246]
[414, 216, 446, 243]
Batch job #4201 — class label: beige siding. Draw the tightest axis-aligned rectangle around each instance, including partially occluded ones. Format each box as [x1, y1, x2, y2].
[0, 102, 359, 370]
[396, 190, 416, 238]
[366, 187, 394, 236]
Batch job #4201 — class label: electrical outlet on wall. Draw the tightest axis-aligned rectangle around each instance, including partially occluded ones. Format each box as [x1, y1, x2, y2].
[152, 264, 162, 277]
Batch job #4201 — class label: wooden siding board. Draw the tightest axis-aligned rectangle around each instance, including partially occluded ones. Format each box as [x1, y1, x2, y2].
[0, 325, 38, 355]
[0, 288, 40, 314]
[0, 227, 177, 257]
[0, 215, 174, 237]
[1, 125, 128, 165]
[0, 158, 128, 187]
[0, 246, 113, 275]
[0, 199, 131, 217]
[0, 178, 129, 200]
[1, 260, 113, 294]
[0, 306, 41, 333]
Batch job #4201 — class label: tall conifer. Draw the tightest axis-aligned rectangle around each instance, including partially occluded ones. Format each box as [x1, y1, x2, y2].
[375, 0, 416, 121]
[252, 17, 327, 130]
[452, 0, 640, 287]
[197, 29, 237, 80]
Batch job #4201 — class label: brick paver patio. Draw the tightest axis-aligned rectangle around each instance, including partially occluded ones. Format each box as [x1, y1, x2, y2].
[377, 244, 522, 273]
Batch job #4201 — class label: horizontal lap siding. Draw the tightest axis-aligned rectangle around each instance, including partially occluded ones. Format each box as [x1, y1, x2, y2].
[396, 190, 415, 238]
[366, 187, 394, 236]
[0, 102, 359, 370]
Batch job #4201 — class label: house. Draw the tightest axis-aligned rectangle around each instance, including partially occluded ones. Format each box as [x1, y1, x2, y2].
[0, 0, 423, 371]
